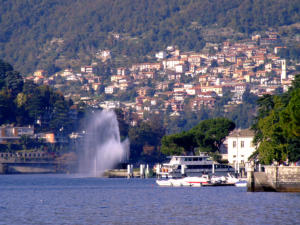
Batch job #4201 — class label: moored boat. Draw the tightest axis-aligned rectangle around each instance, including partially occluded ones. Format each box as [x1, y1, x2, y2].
[155, 153, 235, 178]
[156, 173, 242, 187]
[235, 180, 247, 187]
[156, 174, 211, 187]
[226, 173, 240, 184]
[156, 179, 172, 186]
[182, 175, 210, 187]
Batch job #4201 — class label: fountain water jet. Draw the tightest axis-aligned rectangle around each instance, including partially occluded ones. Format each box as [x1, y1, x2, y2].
[78, 110, 129, 176]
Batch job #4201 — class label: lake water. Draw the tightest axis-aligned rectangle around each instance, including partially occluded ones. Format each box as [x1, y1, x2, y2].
[0, 174, 300, 225]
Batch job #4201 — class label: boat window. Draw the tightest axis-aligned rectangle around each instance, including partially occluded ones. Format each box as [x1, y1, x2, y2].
[192, 158, 198, 161]
[186, 165, 212, 169]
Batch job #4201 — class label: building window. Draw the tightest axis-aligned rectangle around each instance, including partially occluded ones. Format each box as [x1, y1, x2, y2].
[233, 141, 236, 148]
[233, 155, 236, 158]
[241, 141, 244, 148]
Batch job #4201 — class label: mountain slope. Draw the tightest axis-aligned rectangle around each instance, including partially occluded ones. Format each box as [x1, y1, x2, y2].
[0, 0, 299, 74]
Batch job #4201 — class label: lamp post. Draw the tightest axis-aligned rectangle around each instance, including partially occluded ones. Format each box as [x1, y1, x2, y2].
[235, 135, 239, 177]
[237, 135, 239, 177]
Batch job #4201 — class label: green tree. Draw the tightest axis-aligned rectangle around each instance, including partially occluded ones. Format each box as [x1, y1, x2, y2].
[5, 71, 24, 97]
[114, 108, 129, 141]
[128, 117, 165, 161]
[0, 59, 13, 89]
[50, 99, 72, 133]
[190, 118, 235, 153]
[0, 90, 14, 124]
[252, 74, 300, 164]
[161, 118, 235, 156]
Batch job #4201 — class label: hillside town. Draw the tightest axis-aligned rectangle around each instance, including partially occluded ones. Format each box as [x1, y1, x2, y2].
[26, 31, 298, 125]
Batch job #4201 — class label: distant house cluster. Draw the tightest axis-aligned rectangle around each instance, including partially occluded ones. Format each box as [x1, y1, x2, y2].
[0, 125, 56, 144]
[0, 125, 34, 144]
[25, 31, 298, 122]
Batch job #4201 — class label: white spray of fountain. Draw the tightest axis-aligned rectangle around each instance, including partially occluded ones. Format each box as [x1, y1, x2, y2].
[78, 110, 129, 177]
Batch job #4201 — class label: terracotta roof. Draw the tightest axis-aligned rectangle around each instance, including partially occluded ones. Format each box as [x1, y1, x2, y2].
[228, 129, 254, 137]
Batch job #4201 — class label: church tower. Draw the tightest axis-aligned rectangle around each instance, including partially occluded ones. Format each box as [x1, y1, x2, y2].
[281, 59, 287, 81]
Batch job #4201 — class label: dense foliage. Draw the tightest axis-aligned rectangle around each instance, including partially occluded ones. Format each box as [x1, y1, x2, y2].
[164, 89, 257, 134]
[161, 118, 235, 157]
[128, 115, 166, 162]
[1, 0, 300, 74]
[252, 74, 300, 164]
[0, 59, 76, 134]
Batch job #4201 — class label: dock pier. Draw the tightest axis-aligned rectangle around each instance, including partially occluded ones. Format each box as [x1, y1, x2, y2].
[247, 164, 300, 192]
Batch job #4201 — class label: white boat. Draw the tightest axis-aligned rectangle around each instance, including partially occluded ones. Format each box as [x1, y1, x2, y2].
[182, 175, 210, 187]
[156, 174, 242, 187]
[235, 180, 247, 187]
[169, 179, 185, 187]
[226, 173, 240, 184]
[211, 175, 226, 184]
[156, 175, 210, 187]
[156, 179, 172, 186]
[156, 154, 235, 178]
[156, 178, 191, 187]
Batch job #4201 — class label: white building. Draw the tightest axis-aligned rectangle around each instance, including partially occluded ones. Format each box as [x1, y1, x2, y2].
[155, 51, 167, 59]
[227, 129, 255, 167]
[99, 101, 121, 109]
[81, 66, 94, 74]
[0, 125, 34, 144]
[105, 86, 117, 94]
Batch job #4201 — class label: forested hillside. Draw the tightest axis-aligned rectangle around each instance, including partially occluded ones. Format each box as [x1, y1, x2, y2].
[1, 0, 300, 74]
